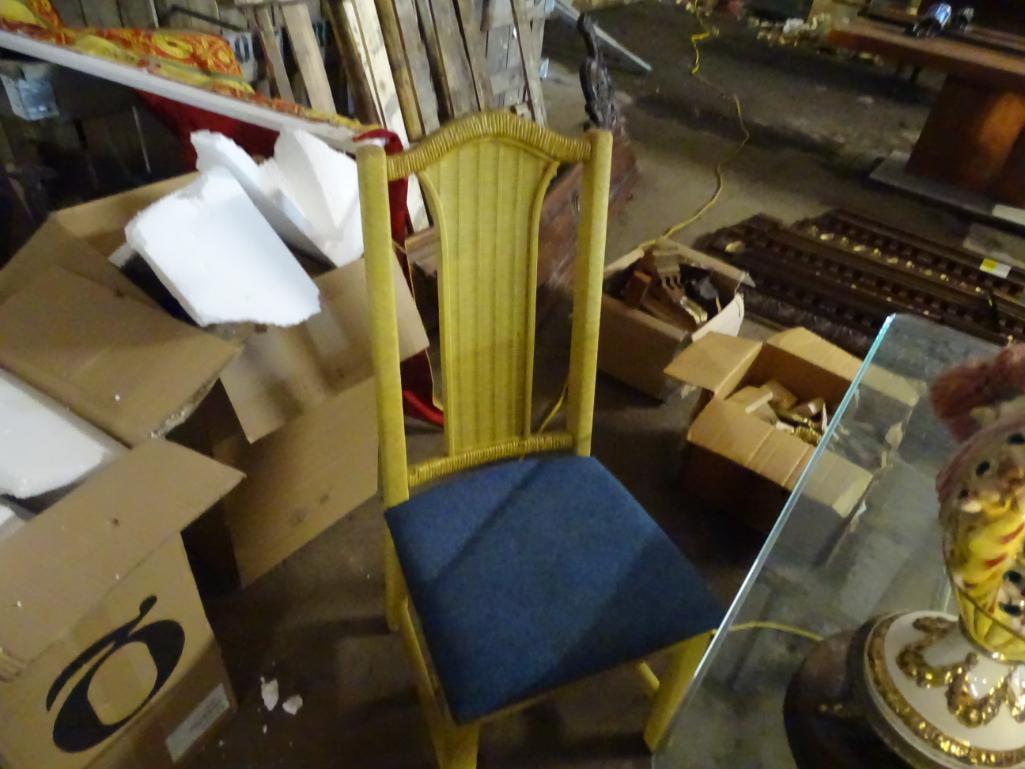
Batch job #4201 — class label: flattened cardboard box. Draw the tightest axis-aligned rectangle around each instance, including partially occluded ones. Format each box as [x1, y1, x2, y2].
[597, 246, 749, 400]
[0, 175, 427, 586]
[665, 328, 873, 527]
[0, 441, 243, 769]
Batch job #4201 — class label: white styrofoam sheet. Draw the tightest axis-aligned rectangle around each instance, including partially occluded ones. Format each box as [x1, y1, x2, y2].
[124, 168, 321, 327]
[0, 369, 124, 499]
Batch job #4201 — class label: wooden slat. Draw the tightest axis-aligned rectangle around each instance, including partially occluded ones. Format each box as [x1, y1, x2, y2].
[118, 0, 158, 27]
[427, 0, 477, 115]
[375, 0, 424, 139]
[81, 0, 122, 27]
[324, 0, 377, 120]
[455, 0, 493, 109]
[52, 0, 86, 26]
[249, 5, 296, 101]
[483, 0, 547, 29]
[280, 2, 337, 112]
[510, 0, 545, 122]
[413, 0, 453, 115]
[392, 0, 440, 133]
[184, 0, 220, 31]
[339, 0, 430, 229]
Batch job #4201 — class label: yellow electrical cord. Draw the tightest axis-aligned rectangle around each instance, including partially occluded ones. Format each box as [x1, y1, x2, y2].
[727, 621, 824, 643]
[648, 5, 751, 244]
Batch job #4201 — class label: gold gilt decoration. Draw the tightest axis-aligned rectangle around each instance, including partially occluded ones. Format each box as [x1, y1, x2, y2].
[895, 616, 1025, 728]
[897, 617, 977, 687]
[867, 616, 1025, 766]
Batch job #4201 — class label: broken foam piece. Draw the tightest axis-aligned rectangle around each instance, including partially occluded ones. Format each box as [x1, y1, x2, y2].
[0, 499, 27, 542]
[125, 168, 321, 327]
[273, 130, 363, 268]
[192, 131, 324, 261]
[0, 369, 124, 499]
[191, 130, 364, 269]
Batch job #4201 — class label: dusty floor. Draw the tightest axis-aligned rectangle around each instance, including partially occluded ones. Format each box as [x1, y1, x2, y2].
[188, 8, 1021, 769]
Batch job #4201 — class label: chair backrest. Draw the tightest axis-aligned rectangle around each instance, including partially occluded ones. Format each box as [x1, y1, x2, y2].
[358, 111, 612, 507]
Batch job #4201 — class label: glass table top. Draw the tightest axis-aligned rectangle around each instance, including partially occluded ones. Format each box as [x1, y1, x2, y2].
[655, 314, 997, 769]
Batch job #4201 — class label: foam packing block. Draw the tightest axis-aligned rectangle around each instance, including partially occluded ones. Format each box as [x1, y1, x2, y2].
[125, 167, 321, 327]
[0, 369, 124, 498]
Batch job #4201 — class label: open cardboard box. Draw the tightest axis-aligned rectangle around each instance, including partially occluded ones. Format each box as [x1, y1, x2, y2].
[598, 245, 749, 400]
[0, 440, 242, 769]
[664, 327, 873, 530]
[0, 175, 429, 587]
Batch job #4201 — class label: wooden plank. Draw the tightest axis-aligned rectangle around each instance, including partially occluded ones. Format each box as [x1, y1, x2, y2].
[0, 28, 360, 148]
[52, 0, 86, 26]
[454, 0, 493, 109]
[118, 0, 157, 27]
[375, 0, 424, 139]
[427, 0, 477, 115]
[483, 0, 547, 29]
[340, 0, 430, 229]
[81, 0, 122, 27]
[250, 5, 296, 102]
[412, 0, 453, 115]
[281, 2, 337, 112]
[392, 0, 440, 133]
[510, 0, 545, 122]
[323, 0, 377, 120]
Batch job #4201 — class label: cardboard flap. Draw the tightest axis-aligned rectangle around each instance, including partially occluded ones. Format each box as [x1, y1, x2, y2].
[687, 399, 810, 485]
[0, 268, 239, 445]
[0, 440, 243, 668]
[0, 219, 151, 306]
[767, 327, 861, 381]
[663, 332, 762, 397]
[220, 259, 428, 442]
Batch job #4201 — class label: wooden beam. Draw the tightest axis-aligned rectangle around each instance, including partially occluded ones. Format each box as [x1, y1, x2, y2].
[81, 0, 122, 27]
[412, 0, 453, 115]
[249, 5, 296, 102]
[454, 0, 493, 109]
[52, 0, 86, 26]
[280, 2, 337, 112]
[118, 0, 158, 27]
[510, 0, 545, 122]
[426, 0, 477, 116]
[338, 0, 430, 229]
[374, 0, 424, 139]
[392, 0, 440, 133]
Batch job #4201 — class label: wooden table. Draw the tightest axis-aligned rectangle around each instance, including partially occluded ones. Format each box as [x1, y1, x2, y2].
[829, 18, 1025, 206]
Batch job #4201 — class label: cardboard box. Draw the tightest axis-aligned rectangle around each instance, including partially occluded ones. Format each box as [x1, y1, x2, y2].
[597, 247, 749, 400]
[0, 440, 243, 769]
[0, 175, 429, 586]
[664, 327, 873, 529]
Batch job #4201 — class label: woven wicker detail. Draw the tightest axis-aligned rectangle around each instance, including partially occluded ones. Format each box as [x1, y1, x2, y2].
[408, 432, 575, 487]
[386, 111, 592, 179]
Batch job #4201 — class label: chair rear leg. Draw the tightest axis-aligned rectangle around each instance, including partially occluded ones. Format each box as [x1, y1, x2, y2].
[443, 723, 480, 769]
[642, 631, 714, 752]
[384, 531, 405, 631]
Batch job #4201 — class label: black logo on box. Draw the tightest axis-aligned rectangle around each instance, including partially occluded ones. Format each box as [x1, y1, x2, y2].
[46, 597, 185, 753]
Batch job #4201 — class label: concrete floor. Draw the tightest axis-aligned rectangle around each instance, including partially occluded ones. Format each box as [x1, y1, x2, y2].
[188, 8, 1023, 769]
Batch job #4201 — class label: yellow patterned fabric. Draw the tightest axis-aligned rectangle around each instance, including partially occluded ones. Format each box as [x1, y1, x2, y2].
[0, 0, 369, 132]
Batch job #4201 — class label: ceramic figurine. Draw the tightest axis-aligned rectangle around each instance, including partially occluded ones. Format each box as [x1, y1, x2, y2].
[857, 344, 1025, 768]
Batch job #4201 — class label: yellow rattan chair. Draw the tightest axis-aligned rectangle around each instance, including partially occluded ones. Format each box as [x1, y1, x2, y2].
[357, 111, 721, 769]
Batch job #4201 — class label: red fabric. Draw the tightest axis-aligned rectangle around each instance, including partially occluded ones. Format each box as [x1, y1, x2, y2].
[136, 93, 277, 166]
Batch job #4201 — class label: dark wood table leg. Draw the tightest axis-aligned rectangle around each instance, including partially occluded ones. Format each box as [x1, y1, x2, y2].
[907, 75, 1025, 195]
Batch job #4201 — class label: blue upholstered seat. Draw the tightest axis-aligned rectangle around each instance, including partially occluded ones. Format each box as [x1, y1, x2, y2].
[385, 455, 724, 724]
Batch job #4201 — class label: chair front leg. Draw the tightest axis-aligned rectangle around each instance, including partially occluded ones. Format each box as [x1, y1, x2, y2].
[643, 630, 714, 752]
[384, 530, 405, 631]
[443, 722, 480, 769]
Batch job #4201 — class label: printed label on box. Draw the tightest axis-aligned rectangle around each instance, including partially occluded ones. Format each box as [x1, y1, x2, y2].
[980, 258, 1012, 278]
[165, 684, 230, 762]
